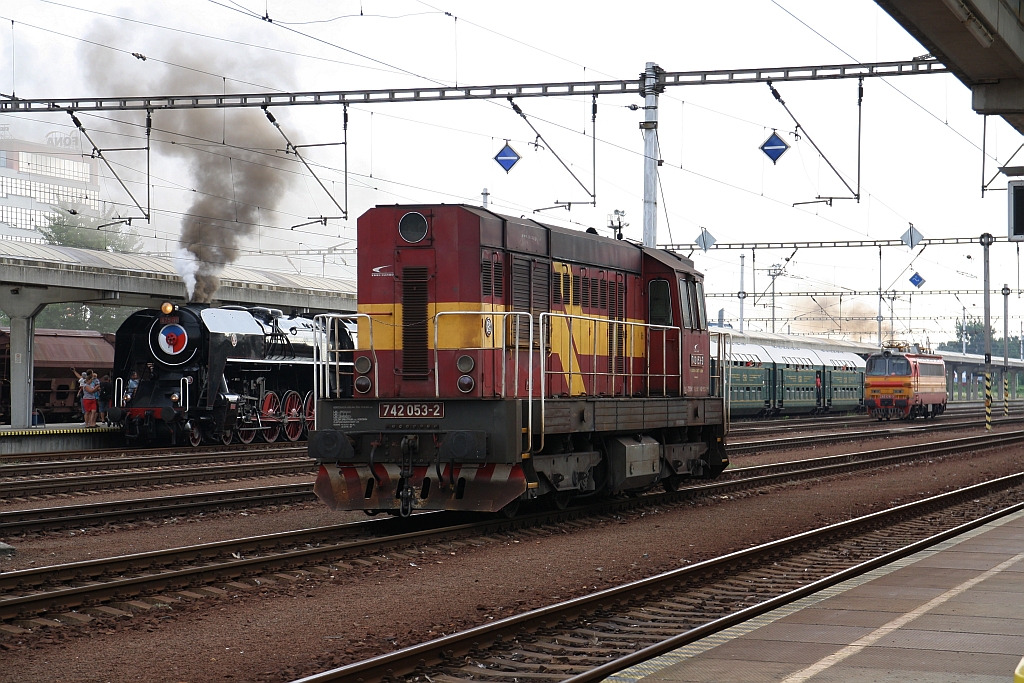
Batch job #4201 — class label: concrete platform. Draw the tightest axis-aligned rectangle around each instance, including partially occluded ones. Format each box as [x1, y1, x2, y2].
[0, 423, 123, 455]
[613, 508, 1024, 683]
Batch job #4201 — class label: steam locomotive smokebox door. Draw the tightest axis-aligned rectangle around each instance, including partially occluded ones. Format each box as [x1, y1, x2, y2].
[607, 436, 662, 491]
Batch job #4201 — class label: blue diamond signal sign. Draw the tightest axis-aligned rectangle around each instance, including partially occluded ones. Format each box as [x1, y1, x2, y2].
[909, 272, 925, 288]
[760, 131, 790, 165]
[494, 143, 521, 173]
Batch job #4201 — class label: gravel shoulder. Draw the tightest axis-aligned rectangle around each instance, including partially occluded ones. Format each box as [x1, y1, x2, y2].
[2, 442, 1022, 683]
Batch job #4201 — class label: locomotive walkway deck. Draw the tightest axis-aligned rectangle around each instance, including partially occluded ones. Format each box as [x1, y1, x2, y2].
[618, 508, 1024, 683]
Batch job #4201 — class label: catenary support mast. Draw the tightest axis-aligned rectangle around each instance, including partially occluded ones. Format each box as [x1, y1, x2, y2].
[642, 63, 661, 248]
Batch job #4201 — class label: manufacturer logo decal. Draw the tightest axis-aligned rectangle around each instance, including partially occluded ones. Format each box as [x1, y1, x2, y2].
[230, 333, 238, 347]
[157, 324, 188, 355]
[371, 265, 394, 277]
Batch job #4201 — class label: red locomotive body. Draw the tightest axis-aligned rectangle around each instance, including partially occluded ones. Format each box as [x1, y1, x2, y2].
[309, 205, 730, 515]
[864, 347, 947, 420]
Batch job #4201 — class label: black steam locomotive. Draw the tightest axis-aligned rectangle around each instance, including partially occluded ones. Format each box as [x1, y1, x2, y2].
[108, 302, 352, 446]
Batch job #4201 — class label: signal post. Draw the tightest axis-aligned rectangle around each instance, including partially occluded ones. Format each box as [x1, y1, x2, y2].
[981, 233, 995, 431]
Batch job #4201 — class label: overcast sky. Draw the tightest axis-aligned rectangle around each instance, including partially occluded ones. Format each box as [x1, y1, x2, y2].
[1, 0, 1020, 345]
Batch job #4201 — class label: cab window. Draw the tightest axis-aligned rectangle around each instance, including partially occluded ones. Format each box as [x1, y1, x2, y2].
[693, 281, 707, 329]
[649, 279, 673, 326]
[866, 356, 911, 375]
[678, 278, 693, 328]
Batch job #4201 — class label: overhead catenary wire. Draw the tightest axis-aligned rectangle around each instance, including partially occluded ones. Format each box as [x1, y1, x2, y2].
[30, 0, 424, 78]
[770, 0, 994, 160]
[3, 2, 962, 295]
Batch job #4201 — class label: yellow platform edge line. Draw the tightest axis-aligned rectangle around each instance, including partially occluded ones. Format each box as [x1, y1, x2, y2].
[1015, 655, 1024, 683]
[0, 427, 119, 437]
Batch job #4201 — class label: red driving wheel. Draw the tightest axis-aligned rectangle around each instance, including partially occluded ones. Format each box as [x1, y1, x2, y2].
[303, 391, 315, 436]
[237, 422, 257, 444]
[260, 392, 281, 443]
[282, 390, 304, 442]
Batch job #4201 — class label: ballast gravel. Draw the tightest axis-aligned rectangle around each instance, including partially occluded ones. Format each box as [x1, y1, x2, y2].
[1, 438, 1022, 682]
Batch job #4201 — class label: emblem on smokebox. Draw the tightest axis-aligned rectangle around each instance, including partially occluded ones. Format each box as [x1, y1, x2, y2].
[157, 324, 188, 355]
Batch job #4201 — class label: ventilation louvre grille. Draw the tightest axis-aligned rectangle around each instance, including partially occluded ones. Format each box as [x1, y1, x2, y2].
[402, 267, 429, 380]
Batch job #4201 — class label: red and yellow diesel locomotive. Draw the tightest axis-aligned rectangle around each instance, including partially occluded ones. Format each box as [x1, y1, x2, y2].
[864, 345, 946, 420]
[308, 205, 730, 515]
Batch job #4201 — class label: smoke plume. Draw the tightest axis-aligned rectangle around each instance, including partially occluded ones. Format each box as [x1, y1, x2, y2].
[82, 27, 296, 302]
[172, 247, 199, 301]
[785, 297, 880, 337]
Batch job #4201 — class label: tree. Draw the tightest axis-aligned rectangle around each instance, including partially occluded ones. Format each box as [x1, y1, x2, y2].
[937, 316, 1021, 359]
[2, 205, 145, 332]
[38, 204, 144, 253]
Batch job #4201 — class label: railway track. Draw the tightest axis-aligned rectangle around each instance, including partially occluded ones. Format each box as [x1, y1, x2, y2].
[0, 458, 314, 498]
[0, 482, 315, 535]
[0, 442, 302, 466]
[731, 406, 1022, 438]
[2, 427, 1018, 535]
[733, 399, 1021, 431]
[3, 429, 1021, 624]
[0, 447, 306, 477]
[730, 416, 1024, 453]
[292, 474, 1024, 683]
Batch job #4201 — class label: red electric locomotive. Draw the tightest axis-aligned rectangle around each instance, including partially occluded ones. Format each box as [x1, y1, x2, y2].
[864, 344, 947, 420]
[309, 205, 730, 515]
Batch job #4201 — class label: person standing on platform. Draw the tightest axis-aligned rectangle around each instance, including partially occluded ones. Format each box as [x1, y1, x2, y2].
[71, 367, 88, 422]
[81, 370, 100, 428]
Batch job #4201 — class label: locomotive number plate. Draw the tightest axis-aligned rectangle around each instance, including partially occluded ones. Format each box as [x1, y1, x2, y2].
[690, 354, 705, 367]
[379, 402, 444, 419]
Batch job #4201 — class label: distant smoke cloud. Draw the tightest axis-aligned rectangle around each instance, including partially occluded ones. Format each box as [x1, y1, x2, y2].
[81, 25, 295, 302]
[785, 297, 879, 337]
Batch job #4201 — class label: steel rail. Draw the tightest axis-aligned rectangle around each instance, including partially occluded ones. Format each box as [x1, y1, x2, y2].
[292, 474, 1024, 683]
[0, 482, 315, 535]
[0, 459, 314, 498]
[0, 442, 302, 466]
[0, 449, 307, 477]
[3, 429, 1020, 621]
[729, 417, 1024, 453]
[3, 426, 1016, 535]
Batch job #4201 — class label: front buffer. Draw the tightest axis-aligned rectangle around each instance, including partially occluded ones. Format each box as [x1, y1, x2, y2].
[309, 397, 528, 515]
[313, 462, 527, 513]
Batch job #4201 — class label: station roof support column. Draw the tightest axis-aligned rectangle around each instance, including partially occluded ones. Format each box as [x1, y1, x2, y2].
[0, 285, 99, 428]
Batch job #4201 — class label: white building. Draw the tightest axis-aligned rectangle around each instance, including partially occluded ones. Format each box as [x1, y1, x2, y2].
[0, 125, 101, 243]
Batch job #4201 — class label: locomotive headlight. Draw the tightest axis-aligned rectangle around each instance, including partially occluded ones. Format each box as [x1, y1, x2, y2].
[160, 302, 175, 315]
[354, 376, 372, 394]
[354, 355, 372, 375]
[457, 375, 475, 393]
[170, 392, 181, 404]
[456, 355, 475, 373]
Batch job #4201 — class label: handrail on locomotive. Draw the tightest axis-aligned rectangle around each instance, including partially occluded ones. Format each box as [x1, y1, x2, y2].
[312, 313, 375, 431]
[432, 310, 534, 451]
[313, 310, 731, 450]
